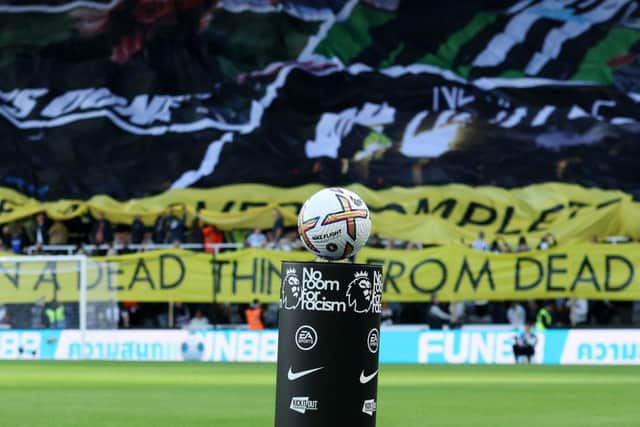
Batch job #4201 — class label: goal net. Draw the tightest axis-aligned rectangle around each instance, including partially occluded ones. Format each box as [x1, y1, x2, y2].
[0, 255, 120, 359]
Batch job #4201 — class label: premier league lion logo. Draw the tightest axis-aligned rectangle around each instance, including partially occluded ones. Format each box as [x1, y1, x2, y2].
[282, 268, 302, 309]
[347, 271, 373, 313]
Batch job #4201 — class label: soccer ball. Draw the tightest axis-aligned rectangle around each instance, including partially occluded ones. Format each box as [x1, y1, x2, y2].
[298, 187, 371, 260]
[181, 333, 206, 361]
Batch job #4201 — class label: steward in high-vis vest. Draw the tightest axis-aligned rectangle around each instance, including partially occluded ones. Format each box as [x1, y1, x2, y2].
[245, 299, 264, 330]
[535, 301, 554, 331]
[45, 300, 66, 329]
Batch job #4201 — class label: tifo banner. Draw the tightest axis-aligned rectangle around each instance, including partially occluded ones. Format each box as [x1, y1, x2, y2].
[1, 1, 640, 200]
[2, 328, 639, 365]
[0, 183, 639, 244]
[313, 0, 640, 84]
[2, 244, 640, 303]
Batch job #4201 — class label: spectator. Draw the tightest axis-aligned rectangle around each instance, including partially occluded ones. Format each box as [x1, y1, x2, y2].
[101, 301, 120, 329]
[537, 233, 557, 250]
[381, 302, 393, 326]
[489, 240, 501, 253]
[245, 299, 264, 330]
[188, 215, 204, 244]
[262, 303, 279, 329]
[187, 308, 211, 331]
[1, 225, 11, 248]
[427, 295, 451, 329]
[275, 234, 294, 251]
[513, 323, 538, 364]
[537, 235, 550, 250]
[525, 300, 538, 324]
[498, 238, 513, 253]
[173, 302, 191, 328]
[202, 223, 224, 253]
[119, 240, 135, 255]
[48, 221, 69, 245]
[246, 228, 267, 248]
[367, 234, 385, 248]
[31, 297, 47, 328]
[270, 208, 285, 243]
[0, 304, 9, 329]
[383, 238, 394, 250]
[516, 236, 530, 252]
[288, 231, 303, 250]
[471, 231, 489, 251]
[90, 213, 114, 245]
[507, 302, 526, 327]
[535, 301, 554, 330]
[10, 226, 29, 254]
[211, 303, 231, 325]
[120, 302, 139, 328]
[567, 299, 589, 327]
[130, 215, 145, 245]
[152, 302, 169, 328]
[553, 299, 571, 327]
[591, 300, 615, 325]
[449, 301, 466, 327]
[152, 213, 167, 244]
[471, 300, 491, 323]
[33, 213, 49, 245]
[166, 207, 187, 243]
[491, 301, 507, 324]
[106, 243, 118, 256]
[632, 301, 640, 325]
[45, 298, 66, 329]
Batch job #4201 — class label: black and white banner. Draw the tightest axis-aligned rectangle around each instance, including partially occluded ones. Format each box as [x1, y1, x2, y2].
[182, 68, 640, 195]
[1, 0, 640, 200]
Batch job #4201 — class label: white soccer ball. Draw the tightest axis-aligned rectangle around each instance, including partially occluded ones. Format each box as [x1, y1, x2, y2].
[181, 333, 206, 361]
[298, 187, 371, 260]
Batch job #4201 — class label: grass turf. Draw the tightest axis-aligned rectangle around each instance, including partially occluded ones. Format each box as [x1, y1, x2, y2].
[0, 362, 638, 427]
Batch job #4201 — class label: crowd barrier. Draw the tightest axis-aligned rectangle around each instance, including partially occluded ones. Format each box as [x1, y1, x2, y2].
[1, 328, 638, 365]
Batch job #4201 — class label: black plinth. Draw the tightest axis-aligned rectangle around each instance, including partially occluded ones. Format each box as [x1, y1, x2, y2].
[275, 261, 382, 427]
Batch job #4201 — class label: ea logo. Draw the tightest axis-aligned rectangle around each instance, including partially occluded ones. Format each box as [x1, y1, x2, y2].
[295, 325, 318, 351]
[282, 268, 302, 310]
[367, 328, 379, 354]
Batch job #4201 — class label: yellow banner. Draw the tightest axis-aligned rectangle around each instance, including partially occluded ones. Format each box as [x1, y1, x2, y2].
[1, 245, 639, 303]
[0, 250, 219, 304]
[1, 183, 639, 244]
[357, 245, 640, 302]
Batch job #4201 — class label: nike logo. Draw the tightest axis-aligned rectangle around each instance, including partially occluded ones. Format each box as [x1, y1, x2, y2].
[287, 366, 324, 381]
[359, 369, 378, 384]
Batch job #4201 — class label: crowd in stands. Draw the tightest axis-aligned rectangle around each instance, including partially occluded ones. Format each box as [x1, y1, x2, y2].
[424, 296, 609, 330]
[468, 231, 558, 253]
[0, 210, 638, 330]
[0, 208, 636, 256]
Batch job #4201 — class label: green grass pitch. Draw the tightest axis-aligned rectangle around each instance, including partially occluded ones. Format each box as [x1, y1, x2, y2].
[1, 362, 638, 426]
